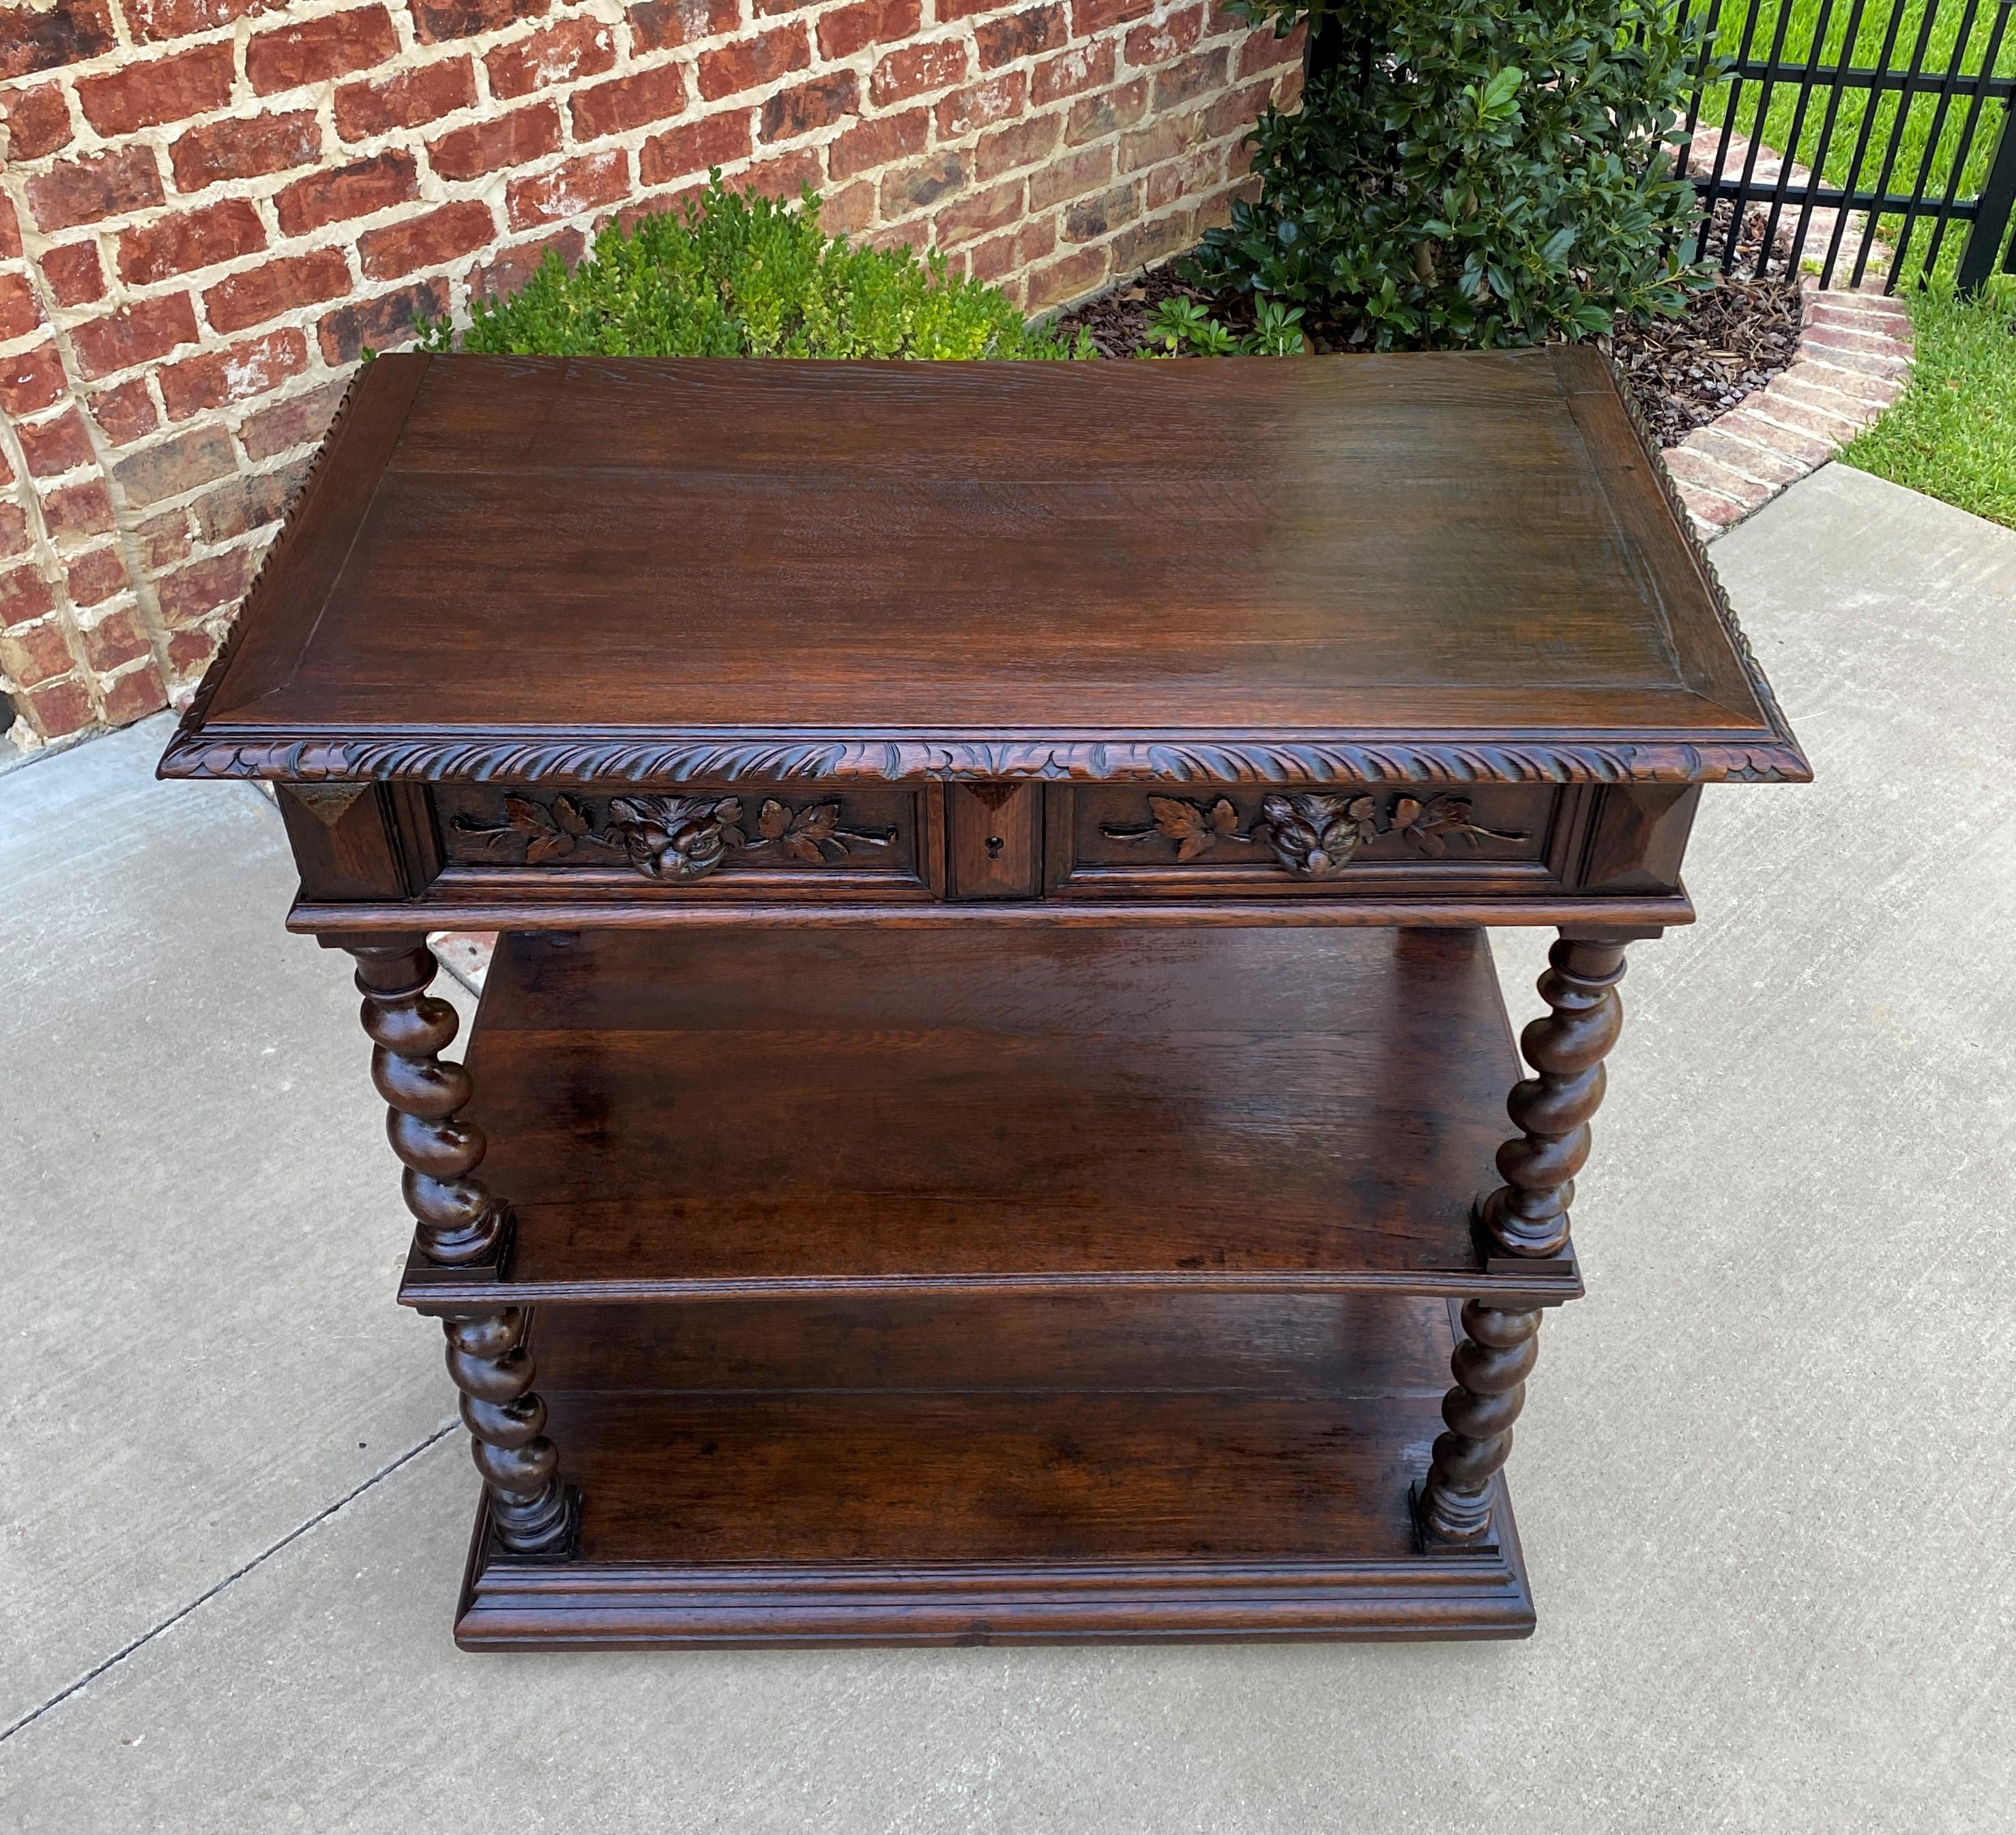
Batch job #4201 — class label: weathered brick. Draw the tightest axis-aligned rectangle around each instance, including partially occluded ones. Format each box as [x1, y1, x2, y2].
[358, 201, 498, 280]
[485, 18, 615, 97]
[240, 377, 349, 460]
[69, 556, 132, 619]
[25, 675, 98, 739]
[26, 147, 165, 234]
[40, 477, 117, 542]
[1033, 38, 1113, 105]
[973, 3, 1065, 66]
[428, 104, 561, 181]
[1750, 386, 1860, 443]
[628, 0, 739, 50]
[0, 83, 73, 159]
[827, 106, 927, 180]
[248, 6, 400, 93]
[1070, 0, 1149, 33]
[1023, 239, 1107, 309]
[976, 110, 1060, 179]
[638, 112, 752, 185]
[274, 151, 420, 235]
[1683, 424, 1807, 487]
[1154, 45, 1226, 108]
[132, 508, 193, 574]
[0, 563, 58, 629]
[1236, 19, 1300, 76]
[334, 56, 478, 140]
[0, 0, 115, 80]
[99, 665, 169, 725]
[744, 147, 823, 199]
[410, 0, 546, 42]
[78, 42, 233, 135]
[1064, 76, 1145, 145]
[171, 111, 323, 191]
[89, 376, 160, 442]
[0, 344, 69, 416]
[935, 176, 1023, 246]
[1108, 205, 1188, 270]
[18, 407, 96, 479]
[698, 25, 810, 100]
[40, 241, 105, 307]
[880, 147, 966, 215]
[0, 501, 27, 558]
[78, 603, 151, 669]
[820, 177, 875, 234]
[0, 193, 18, 261]
[112, 425, 236, 508]
[870, 38, 966, 105]
[1125, 5, 1201, 65]
[1202, 76, 1267, 138]
[70, 295, 201, 381]
[117, 199, 266, 286]
[504, 149, 630, 229]
[466, 226, 585, 300]
[933, 0, 999, 17]
[1062, 179, 1139, 241]
[165, 626, 220, 679]
[937, 70, 1023, 139]
[317, 277, 452, 363]
[571, 63, 688, 139]
[761, 72, 858, 143]
[1119, 106, 1199, 173]
[192, 463, 300, 542]
[817, 0, 918, 59]
[1, 618, 75, 686]
[967, 210, 1053, 282]
[159, 327, 310, 420]
[158, 547, 254, 622]
[0, 271, 40, 342]
[1030, 138, 1113, 207]
[205, 248, 352, 334]
[1714, 407, 1832, 467]
[1145, 141, 1220, 209]
[125, 0, 280, 43]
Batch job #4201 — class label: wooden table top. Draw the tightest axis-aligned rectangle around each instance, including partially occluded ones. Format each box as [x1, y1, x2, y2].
[160, 348, 1807, 788]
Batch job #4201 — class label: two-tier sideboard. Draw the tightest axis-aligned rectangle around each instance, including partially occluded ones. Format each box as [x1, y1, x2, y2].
[160, 349, 1807, 1645]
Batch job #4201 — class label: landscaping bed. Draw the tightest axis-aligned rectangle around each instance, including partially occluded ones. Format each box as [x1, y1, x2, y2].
[1052, 206, 1809, 451]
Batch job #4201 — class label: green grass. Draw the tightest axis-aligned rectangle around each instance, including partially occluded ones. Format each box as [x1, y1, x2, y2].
[1841, 275, 2016, 524]
[1691, 0, 2016, 280]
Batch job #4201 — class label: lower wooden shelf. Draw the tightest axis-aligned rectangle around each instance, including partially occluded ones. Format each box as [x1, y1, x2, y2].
[452, 1293, 1534, 1647]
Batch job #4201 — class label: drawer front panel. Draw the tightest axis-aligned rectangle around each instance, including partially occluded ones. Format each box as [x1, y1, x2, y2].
[433, 785, 935, 897]
[1050, 784, 1579, 899]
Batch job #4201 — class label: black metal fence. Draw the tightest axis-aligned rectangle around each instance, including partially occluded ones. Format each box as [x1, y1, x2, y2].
[1676, 0, 2016, 291]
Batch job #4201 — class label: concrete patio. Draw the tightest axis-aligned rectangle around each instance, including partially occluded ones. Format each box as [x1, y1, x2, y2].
[2, 463, 2011, 1832]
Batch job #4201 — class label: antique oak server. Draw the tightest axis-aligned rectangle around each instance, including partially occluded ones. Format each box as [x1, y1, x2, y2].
[160, 350, 1806, 1645]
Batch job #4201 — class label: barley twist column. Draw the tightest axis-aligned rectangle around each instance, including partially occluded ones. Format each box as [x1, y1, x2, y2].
[345, 934, 508, 1267]
[443, 1309, 574, 1556]
[1422, 934, 1631, 1544]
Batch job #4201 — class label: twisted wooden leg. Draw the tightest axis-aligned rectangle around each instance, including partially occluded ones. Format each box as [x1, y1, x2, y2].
[1422, 934, 1633, 1544]
[1420, 1302, 1542, 1544]
[345, 934, 509, 1268]
[1476, 936, 1628, 1259]
[443, 1308, 576, 1557]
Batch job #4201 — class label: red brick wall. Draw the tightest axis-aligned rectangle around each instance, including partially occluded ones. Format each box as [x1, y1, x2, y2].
[0, 0, 1302, 754]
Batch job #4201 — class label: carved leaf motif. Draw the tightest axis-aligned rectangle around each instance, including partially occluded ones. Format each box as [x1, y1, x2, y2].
[553, 795, 590, 837]
[757, 798, 791, 840]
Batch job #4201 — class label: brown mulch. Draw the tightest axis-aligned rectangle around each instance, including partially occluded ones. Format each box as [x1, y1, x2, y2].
[1051, 205, 1807, 450]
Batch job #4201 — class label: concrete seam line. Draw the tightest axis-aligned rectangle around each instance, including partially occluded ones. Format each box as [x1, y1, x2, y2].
[0, 1420, 459, 1748]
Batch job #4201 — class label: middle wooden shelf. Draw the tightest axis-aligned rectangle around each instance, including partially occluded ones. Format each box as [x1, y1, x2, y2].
[399, 922, 1579, 1309]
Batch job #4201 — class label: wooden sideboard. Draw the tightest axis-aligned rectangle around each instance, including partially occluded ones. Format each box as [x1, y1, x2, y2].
[161, 349, 1806, 1646]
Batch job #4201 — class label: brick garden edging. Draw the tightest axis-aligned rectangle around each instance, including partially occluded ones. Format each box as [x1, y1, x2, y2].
[1663, 281, 1915, 542]
[0, 0, 1304, 763]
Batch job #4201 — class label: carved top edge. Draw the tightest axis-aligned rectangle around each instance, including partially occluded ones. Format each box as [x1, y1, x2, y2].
[159, 726, 1813, 785]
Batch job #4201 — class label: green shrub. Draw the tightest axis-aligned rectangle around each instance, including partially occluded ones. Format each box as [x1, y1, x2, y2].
[1189, 0, 1710, 349]
[416, 173, 1087, 360]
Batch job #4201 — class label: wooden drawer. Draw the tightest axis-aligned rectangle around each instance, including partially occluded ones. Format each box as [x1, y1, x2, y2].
[1046, 784, 1586, 900]
[430, 784, 939, 898]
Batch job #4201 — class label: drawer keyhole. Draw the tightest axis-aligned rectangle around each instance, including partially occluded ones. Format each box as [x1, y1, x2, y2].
[986, 835, 1005, 859]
